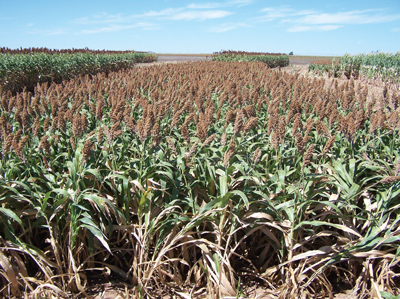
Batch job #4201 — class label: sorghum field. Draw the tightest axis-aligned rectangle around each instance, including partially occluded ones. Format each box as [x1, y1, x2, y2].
[0, 47, 157, 95]
[0, 56, 399, 298]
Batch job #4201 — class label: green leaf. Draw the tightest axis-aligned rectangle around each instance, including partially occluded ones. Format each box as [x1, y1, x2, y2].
[380, 291, 400, 299]
[294, 220, 362, 237]
[0, 207, 24, 227]
[80, 224, 111, 253]
[230, 190, 249, 209]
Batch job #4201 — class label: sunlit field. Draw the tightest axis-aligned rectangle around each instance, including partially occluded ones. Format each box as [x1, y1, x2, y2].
[0, 49, 399, 298]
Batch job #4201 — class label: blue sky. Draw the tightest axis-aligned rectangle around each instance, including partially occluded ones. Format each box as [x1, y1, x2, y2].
[1, 0, 400, 55]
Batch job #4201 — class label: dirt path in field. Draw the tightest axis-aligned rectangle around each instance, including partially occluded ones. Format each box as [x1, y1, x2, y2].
[155, 55, 317, 65]
[157, 55, 213, 62]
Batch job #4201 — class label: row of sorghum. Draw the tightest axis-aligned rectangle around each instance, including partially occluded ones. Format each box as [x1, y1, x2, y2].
[0, 61, 398, 167]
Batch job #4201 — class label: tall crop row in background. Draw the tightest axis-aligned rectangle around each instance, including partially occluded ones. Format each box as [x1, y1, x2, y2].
[309, 52, 400, 87]
[213, 50, 287, 57]
[212, 50, 289, 67]
[0, 51, 157, 95]
[0, 61, 399, 298]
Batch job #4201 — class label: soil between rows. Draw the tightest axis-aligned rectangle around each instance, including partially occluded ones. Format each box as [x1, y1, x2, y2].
[156, 55, 319, 65]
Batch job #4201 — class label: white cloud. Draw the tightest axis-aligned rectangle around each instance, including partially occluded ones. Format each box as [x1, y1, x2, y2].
[26, 23, 34, 27]
[288, 25, 342, 32]
[228, 0, 254, 7]
[209, 25, 237, 32]
[208, 22, 250, 32]
[74, 13, 129, 25]
[298, 10, 400, 25]
[82, 23, 159, 34]
[259, 7, 315, 21]
[187, 0, 253, 9]
[170, 10, 233, 20]
[138, 8, 233, 21]
[187, 3, 222, 9]
[74, 5, 233, 27]
[72, 5, 234, 37]
[392, 27, 400, 32]
[28, 28, 67, 35]
[259, 6, 400, 33]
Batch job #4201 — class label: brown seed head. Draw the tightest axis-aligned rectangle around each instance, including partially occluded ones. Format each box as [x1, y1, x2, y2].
[379, 176, 400, 185]
[103, 126, 113, 144]
[186, 141, 199, 163]
[196, 121, 208, 142]
[144, 110, 155, 138]
[271, 131, 279, 150]
[171, 109, 182, 129]
[72, 113, 83, 137]
[81, 114, 88, 133]
[215, 109, 222, 122]
[276, 116, 286, 144]
[201, 134, 216, 148]
[43, 117, 50, 132]
[221, 132, 227, 146]
[243, 117, 258, 135]
[39, 135, 51, 155]
[322, 134, 336, 156]
[12, 129, 22, 153]
[32, 116, 40, 137]
[166, 137, 177, 155]
[137, 120, 145, 141]
[151, 122, 160, 137]
[223, 149, 234, 169]
[225, 109, 236, 124]
[3, 134, 13, 154]
[369, 115, 378, 134]
[395, 159, 400, 176]
[19, 135, 29, 150]
[233, 109, 244, 136]
[302, 144, 315, 169]
[295, 132, 305, 154]
[292, 113, 302, 135]
[97, 126, 103, 144]
[252, 147, 262, 164]
[125, 116, 136, 133]
[82, 140, 92, 163]
[316, 119, 330, 138]
[22, 110, 30, 132]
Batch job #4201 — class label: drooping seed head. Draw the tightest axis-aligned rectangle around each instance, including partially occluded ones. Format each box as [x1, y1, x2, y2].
[302, 144, 315, 169]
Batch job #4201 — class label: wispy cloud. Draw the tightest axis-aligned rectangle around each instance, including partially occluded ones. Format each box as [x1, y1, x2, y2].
[28, 28, 67, 36]
[297, 10, 400, 25]
[288, 25, 342, 32]
[26, 23, 34, 27]
[81, 22, 159, 34]
[73, 4, 234, 35]
[228, 0, 254, 7]
[208, 22, 250, 32]
[74, 13, 128, 25]
[170, 10, 233, 20]
[392, 27, 400, 32]
[259, 7, 314, 22]
[187, 3, 223, 9]
[75, 5, 233, 25]
[140, 8, 233, 20]
[187, 0, 254, 9]
[260, 7, 400, 32]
